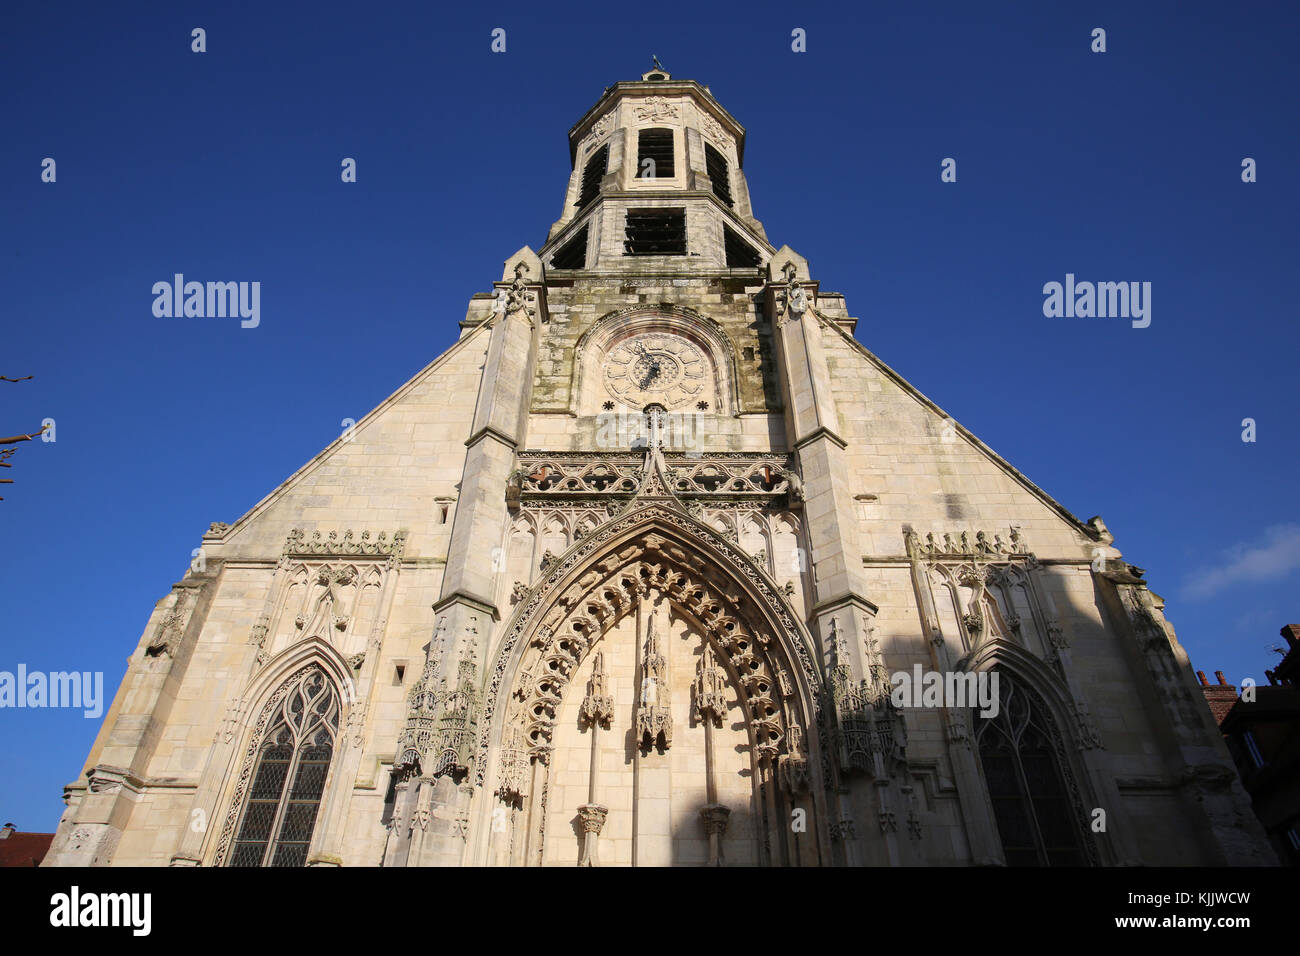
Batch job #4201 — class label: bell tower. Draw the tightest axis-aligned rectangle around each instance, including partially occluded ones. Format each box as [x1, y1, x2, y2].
[541, 62, 771, 273]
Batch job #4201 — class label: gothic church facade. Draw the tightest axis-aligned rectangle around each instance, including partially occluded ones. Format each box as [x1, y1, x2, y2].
[45, 68, 1272, 867]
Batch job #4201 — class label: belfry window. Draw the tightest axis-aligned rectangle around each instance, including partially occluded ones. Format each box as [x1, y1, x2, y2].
[724, 227, 761, 268]
[551, 225, 589, 270]
[637, 128, 674, 179]
[624, 209, 686, 256]
[575, 144, 608, 209]
[705, 142, 733, 207]
[975, 671, 1086, 866]
[228, 667, 340, 867]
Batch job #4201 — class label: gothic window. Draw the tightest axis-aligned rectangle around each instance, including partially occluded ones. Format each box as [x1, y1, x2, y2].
[637, 128, 674, 178]
[229, 668, 340, 867]
[705, 143, 732, 206]
[975, 671, 1086, 866]
[576, 145, 608, 208]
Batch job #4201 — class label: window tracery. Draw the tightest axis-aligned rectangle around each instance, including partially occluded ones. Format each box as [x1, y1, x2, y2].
[226, 668, 340, 867]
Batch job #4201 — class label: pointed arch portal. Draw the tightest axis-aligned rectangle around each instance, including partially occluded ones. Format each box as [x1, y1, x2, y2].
[473, 503, 831, 865]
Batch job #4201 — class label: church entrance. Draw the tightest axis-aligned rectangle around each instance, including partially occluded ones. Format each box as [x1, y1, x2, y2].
[482, 519, 826, 866]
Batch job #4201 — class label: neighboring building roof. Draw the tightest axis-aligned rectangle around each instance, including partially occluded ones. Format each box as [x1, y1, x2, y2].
[1268, 624, 1300, 686]
[0, 828, 55, 867]
[1198, 670, 1239, 726]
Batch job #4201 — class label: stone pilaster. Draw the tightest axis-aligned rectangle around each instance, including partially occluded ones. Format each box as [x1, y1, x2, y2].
[763, 250, 876, 670]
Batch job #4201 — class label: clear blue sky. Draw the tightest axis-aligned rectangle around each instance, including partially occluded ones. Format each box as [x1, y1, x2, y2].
[2, 1, 1296, 830]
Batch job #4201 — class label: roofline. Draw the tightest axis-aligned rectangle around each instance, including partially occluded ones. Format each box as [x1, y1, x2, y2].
[205, 320, 496, 545]
[816, 314, 1105, 544]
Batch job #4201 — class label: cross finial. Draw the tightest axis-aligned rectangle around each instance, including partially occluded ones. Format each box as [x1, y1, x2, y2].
[652, 54, 665, 71]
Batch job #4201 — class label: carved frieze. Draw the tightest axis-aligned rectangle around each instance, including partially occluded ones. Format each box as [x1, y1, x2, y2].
[284, 528, 407, 564]
[634, 96, 679, 122]
[907, 527, 1028, 558]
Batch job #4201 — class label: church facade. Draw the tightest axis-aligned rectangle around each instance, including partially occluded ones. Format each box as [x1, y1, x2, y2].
[45, 68, 1272, 867]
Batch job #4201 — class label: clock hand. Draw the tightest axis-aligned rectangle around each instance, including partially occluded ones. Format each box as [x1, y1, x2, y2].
[639, 361, 662, 389]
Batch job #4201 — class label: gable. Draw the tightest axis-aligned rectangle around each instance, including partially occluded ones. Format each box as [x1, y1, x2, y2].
[818, 319, 1102, 559]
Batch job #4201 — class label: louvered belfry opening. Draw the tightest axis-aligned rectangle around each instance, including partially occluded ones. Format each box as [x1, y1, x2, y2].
[705, 143, 733, 207]
[637, 128, 674, 179]
[624, 209, 686, 256]
[551, 225, 589, 270]
[724, 227, 761, 268]
[576, 144, 609, 208]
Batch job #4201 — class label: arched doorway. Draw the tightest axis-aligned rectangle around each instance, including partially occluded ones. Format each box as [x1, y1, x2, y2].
[477, 510, 829, 866]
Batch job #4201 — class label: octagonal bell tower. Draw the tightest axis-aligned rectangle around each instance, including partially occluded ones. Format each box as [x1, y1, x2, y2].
[541, 64, 772, 272]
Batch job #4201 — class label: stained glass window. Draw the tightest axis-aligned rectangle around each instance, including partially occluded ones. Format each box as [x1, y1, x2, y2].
[975, 671, 1086, 866]
[229, 668, 340, 867]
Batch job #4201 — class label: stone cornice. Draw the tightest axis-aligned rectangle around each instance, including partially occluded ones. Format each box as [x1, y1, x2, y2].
[567, 78, 747, 166]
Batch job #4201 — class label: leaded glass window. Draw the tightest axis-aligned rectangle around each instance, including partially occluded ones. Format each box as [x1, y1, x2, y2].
[229, 668, 340, 867]
[975, 671, 1086, 866]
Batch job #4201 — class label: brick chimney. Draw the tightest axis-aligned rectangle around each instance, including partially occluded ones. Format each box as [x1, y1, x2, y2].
[1199, 670, 1238, 726]
[0, 823, 14, 840]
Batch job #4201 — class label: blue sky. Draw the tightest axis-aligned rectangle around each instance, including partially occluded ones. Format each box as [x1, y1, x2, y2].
[2, 1, 1297, 830]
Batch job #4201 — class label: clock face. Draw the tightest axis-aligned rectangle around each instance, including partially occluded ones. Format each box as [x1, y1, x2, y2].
[603, 334, 710, 410]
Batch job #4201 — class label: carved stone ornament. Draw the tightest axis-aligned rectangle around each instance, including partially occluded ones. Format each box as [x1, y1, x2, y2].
[283, 528, 408, 564]
[635, 614, 673, 750]
[700, 113, 726, 145]
[692, 643, 728, 727]
[145, 608, 188, 659]
[579, 651, 615, 729]
[633, 96, 679, 122]
[587, 111, 612, 144]
[908, 526, 1027, 557]
[576, 803, 609, 867]
[502, 262, 538, 325]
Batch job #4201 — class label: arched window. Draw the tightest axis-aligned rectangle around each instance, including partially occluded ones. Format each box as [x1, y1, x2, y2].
[229, 668, 340, 867]
[975, 671, 1086, 866]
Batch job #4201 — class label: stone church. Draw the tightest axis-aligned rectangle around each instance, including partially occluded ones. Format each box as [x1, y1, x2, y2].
[46, 67, 1272, 867]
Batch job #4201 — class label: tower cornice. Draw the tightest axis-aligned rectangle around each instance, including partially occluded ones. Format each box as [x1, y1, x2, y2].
[567, 78, 747, 167]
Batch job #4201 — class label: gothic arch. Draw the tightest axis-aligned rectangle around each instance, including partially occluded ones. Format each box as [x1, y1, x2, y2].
[471, 503, 831, 865]
[958, 640, 1105, 865]
[207, 638, 357, 867]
